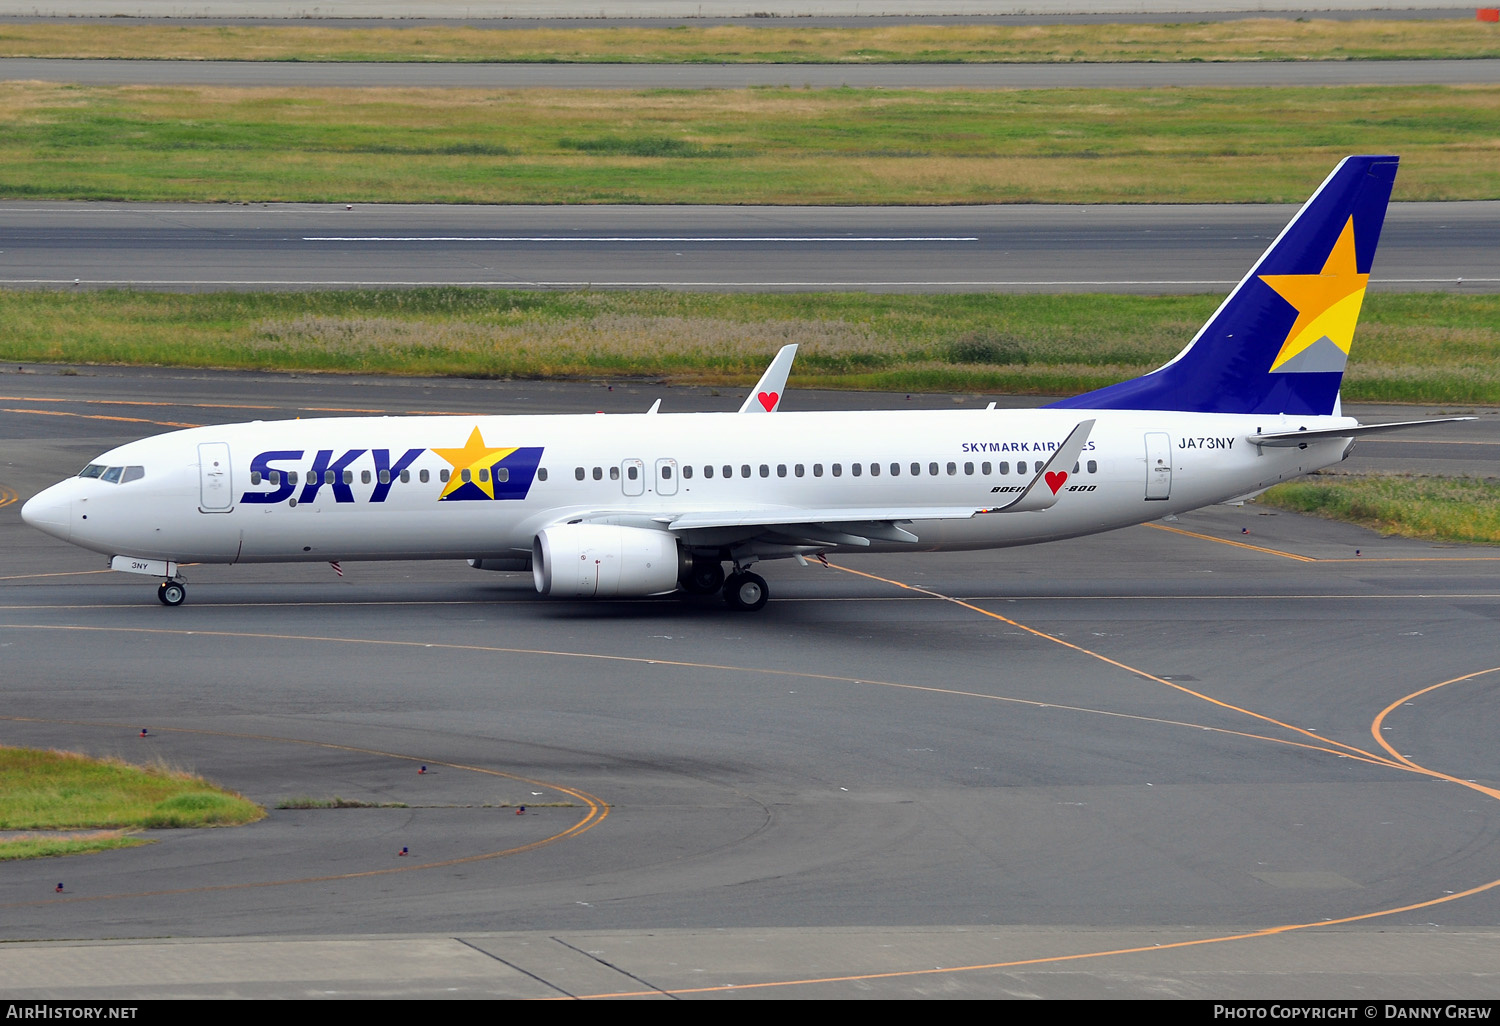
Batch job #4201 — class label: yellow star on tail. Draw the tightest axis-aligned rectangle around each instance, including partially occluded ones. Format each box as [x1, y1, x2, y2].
[431, 426, 516, 499]
[1258, 216, 1369, 372]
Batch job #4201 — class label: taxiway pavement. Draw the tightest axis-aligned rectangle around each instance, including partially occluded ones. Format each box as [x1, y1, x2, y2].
[1, 368, 1497, 997]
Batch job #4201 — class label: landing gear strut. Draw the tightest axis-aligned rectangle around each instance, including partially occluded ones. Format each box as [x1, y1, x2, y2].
[157, 580, 186, 607]
[722, 570, 769, 612]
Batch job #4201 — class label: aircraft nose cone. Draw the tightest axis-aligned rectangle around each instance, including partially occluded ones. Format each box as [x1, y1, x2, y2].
[20, 487, 71, 541]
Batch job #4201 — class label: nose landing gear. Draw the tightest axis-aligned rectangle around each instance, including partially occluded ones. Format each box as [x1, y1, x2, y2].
[157, 580, 186, 607]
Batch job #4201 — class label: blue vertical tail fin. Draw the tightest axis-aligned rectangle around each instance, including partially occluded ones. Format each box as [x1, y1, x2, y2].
[1049, 155, 1398, 417]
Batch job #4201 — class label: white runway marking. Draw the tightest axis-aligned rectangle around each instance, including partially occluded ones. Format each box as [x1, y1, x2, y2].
[301, 236, 980, 243]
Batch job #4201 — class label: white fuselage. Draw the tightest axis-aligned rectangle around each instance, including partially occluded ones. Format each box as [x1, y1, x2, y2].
[24, 407, 1351, 566]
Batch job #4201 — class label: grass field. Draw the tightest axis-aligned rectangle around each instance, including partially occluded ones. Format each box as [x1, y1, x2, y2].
[1260, 474, 1500, 545]
[0, 746, 265, 860]
[1, 82, 1496, 204]
[4, 289, 1497, 404]
[0, 19, 1496, 63]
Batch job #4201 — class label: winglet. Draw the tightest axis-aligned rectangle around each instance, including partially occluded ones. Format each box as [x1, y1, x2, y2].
[739, 344, 798, 413]
[990, 419, 1095, 513]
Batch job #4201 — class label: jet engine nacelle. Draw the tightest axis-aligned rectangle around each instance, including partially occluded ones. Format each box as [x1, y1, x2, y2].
[532, 523, 681, 598]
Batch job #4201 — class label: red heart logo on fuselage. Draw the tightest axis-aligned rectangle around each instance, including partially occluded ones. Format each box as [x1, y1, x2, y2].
[758, 391, 779, 411]
[1045, 471, 1067, 494]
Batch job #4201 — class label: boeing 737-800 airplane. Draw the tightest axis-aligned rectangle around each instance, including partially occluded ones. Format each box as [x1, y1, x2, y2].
[22, 156, 1464, 611]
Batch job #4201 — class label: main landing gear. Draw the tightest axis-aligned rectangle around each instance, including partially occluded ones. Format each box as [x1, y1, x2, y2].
[722, 570, 769, 612]
[678, 556, 769, 611]
[157, 580, 187, 607]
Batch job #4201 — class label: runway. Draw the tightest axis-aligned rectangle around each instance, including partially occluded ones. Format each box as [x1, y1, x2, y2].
[4, 200, 1498, 293]
[1, 367, 1498, 997]
[7, 55, 1500, 89]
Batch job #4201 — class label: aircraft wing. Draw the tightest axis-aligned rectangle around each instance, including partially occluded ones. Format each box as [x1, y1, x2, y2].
[738, 344, 798, 413]
[647, 420, 1096, 547]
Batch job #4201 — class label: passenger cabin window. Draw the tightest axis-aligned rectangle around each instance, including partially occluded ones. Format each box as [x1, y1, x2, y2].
[495, 467, 509, 483]
[250, 471, 262, 485]
[759, 465, 769, 478]
[1087, 460, 1098, 474]
[440, 469, 450, 482]
[536, 468, 547, 482]
[610, 466, 620, 480]
[890, 463, 900, 476]
[851, 463, 861, 477]
[704, 465, 714, 479]
[592, 467, 603, 481]
[419, 469, 429, 483]
[575, 467, 585, 481]
[683, 466, 693, 479]
[832, 464, 842, 478]
[361, 470, 371, 484]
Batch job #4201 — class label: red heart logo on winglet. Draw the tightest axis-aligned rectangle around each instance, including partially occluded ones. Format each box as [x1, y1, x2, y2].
[758, 391, 779, 411]
[1045, 471, 1068, 494]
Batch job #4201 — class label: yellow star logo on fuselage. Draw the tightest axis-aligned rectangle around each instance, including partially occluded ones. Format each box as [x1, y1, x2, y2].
[1258, 216, 1369, 372]
[432, 426, 517, 499]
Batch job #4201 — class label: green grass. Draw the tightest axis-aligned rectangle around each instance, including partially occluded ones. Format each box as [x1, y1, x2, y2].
[1, 19, 1496, 64]
[3, 289, 1497, 404]
[275, 796, 409, 809]
[0, 82, 1496, 204]
[1260, 474, 1500, 545]
[0, 746, 264, 860]
[0, 832, 146, 861]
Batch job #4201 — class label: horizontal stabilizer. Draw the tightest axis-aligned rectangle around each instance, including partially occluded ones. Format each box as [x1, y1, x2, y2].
[1248, 417, 1475, 447]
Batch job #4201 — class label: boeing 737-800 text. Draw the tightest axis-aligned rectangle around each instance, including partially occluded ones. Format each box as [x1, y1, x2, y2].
[22, 156, 1463, 610]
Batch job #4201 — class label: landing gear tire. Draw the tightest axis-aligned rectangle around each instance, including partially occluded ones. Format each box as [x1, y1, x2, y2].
[682, 558, 726, 596]
[723, 571, 768, 612]
[157, 581, 186, 607]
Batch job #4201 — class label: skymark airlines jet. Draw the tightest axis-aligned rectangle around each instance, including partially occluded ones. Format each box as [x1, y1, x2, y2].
[22, 156, 1464, 611]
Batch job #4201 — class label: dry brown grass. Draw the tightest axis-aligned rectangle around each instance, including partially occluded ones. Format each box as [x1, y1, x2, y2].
[1, 19, 1495, 63]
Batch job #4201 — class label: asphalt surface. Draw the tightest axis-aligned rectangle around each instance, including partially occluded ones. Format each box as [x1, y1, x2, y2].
[1, 366, 1498, 998]
[4, 200, 1497, 293]
[0, 0, 1473, 18]
[7, 55, 1500, 90]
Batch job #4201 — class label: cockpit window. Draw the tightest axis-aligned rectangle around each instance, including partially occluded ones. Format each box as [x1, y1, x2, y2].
[79, 464, 145, 484]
